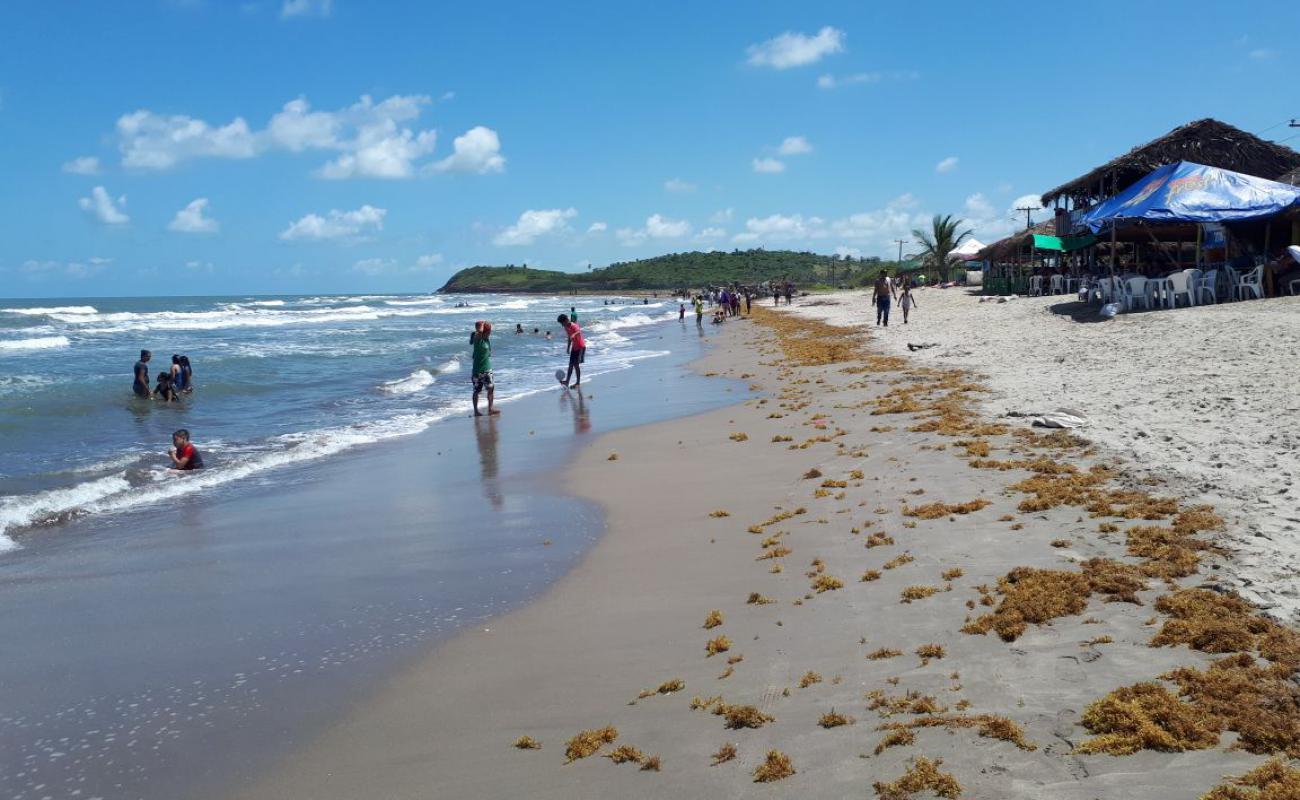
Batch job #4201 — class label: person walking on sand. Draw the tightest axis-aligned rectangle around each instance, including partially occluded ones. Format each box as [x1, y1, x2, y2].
[168, 429, 205, 471]
[872, 270, 896, 327]
[133, 349, 152, 398]
[470, 321, 498, 416]
[900, 285, 917, 324]
[557, 313, 585, 388]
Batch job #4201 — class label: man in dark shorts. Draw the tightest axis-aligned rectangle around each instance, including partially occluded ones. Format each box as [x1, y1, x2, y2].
[872, 270, 896, 326]
[133, 349, 152, 397]
[168, 429, 204, 471]
[557, 313, 585, 388]
[470, 321, 498, 416]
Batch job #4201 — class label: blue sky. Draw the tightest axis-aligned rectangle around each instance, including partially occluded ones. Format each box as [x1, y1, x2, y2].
[1, 0, 1296, 297]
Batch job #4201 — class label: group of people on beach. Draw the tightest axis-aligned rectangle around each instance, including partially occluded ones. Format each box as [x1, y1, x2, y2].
[132, 349, 195, 402]
[469, 306, 586, 417]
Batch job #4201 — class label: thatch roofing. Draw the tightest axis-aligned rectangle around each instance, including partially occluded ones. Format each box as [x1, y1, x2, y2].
[975, 219, 1057, 261]
[1280, 166, 1300, 186]
[1041, 118, 1300, 205]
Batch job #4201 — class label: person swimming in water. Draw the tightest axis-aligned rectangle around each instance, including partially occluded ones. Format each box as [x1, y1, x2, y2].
[168, 429, 204, 471]
[154, 370, 179, 403]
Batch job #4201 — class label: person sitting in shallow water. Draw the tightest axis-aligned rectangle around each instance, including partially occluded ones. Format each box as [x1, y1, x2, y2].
[168, 428, 204, 471]
[154, 370, 178, 403]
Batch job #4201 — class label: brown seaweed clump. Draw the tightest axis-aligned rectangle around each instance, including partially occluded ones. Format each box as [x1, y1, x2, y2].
[753, 749, 796, 783]
[873, 756, 962, 799]
[900, 585, 939, 603]
[941, 568, 964, 580]
[640, 755, 661, 772]
[747, 592, 776, 605]
[1163, 654, 1300, 756]
[1074, 682, 1218, 755]
[915, 644, 946, 664]
[705, 635, 732, 656]
[903, 499, 991, 519]
[513, 735, 542, 750]
[961, 567, 1091, 641]
[868, 647, 903, 660]
[565, 726, 619, 762]
[604, 744, 645, 764]
[710, 742, 737, 765]
[883, 553, 915, 570]
[716, 703, 775, 729]
[657, 678, 685, 694]
[861, 569, 882, 582]
[708, 509, 731, 518]
[819, 709, 855, 728]
[798, 670, 823, 688]
[703, 609, 724, 629]
[812, 574, 844, 593]
[1201, 757, 1300, 800]
[1150, 589, 1300, 664]
[866, 532, 895, 548]
[879, 714, 1037, 751]
[873, 728, 916, 755]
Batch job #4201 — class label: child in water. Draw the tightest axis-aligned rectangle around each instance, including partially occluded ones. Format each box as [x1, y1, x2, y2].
[154, 371, 178, 403]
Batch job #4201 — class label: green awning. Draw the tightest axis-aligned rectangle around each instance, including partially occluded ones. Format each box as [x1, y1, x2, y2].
[1032, 234, 1097, 252]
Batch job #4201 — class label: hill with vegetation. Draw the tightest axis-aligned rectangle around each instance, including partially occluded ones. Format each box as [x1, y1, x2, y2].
[437, 249, 890, 293]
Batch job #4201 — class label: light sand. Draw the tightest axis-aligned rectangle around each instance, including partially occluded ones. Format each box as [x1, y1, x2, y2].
[788, 288, 1300, 620]
[234, 310, 1286, 799]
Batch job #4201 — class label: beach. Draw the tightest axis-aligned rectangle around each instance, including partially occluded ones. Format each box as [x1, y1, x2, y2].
[236, 298, 1298, 799]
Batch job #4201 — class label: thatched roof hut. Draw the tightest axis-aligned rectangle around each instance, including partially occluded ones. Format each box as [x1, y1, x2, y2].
[975, 219, 1057, 262]
[1040, 118, 1300, 207]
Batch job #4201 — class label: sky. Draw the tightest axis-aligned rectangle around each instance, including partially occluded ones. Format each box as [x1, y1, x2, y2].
[1, 0, 1297, 298]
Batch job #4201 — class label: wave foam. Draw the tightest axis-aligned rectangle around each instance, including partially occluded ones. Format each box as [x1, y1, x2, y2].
[380, 369, 435, 395]
[0, 335, 71, 351]
[0, 305, 97, 316]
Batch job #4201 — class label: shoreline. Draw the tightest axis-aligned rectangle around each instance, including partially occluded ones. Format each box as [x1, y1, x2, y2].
[237, 305, 1296, 798]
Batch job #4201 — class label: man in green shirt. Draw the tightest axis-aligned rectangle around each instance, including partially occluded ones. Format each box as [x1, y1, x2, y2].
[470, 321, 498, 416]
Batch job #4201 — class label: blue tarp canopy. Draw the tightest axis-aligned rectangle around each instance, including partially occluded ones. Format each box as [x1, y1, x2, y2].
[1081, 160, 1300, 233]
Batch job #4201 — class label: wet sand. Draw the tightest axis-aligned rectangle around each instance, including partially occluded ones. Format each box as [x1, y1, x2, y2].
[239, 308, 1290, 799]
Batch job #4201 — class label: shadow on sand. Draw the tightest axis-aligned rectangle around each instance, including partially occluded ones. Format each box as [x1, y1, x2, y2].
[1048, 300, 1112, 324]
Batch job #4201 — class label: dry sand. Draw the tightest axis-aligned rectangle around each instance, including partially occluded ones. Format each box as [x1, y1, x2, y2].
[789, 288, 1300, 621]
[234, 307, 1294, 799]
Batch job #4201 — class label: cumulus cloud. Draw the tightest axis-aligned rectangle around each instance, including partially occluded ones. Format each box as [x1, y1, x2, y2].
[112, 94, 502, 180]
[959, 192, 1044, 242]
[747, 26, 845, 69]
[752, 157, 785, 174]
[279, 205, 386, 241]
[281, 0, 331, 18]
[695, 226, 727, 241]
[493, 208, 577, 246]
[168, 197, 219, 233]
[833, 245, 863, 259]
[352, 257, 396, 275]
[78, 186, 129, 225]
[730, 194, 928, 254]
[664, 177, 696, 193]
[616, 213, 692, 246]
[777, 136, 812, 156]
[935, 156, 959, 173]
[586, 221, 608, 233]
[1248, 47, 1277, 60]
[414, 253, 443, 269]
[62, 156, 102, 175]
[710, 208, 734, 224]
[429, 126, 505, 174]
[19, 258, 111, 279]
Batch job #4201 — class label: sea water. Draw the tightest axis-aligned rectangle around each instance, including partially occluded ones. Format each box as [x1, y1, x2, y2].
[0, 292, 677, 551]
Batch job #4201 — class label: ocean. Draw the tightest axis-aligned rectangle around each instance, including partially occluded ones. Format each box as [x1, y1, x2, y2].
[0, 291, 736, 800]
[0, 292, 678, 552]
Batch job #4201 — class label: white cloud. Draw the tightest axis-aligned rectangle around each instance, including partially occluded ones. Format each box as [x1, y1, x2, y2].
[78, 186, 129, 225]
[352, 257, 396, 275]
[959, 192, 1044, 242]
[414, 253, 443, 269]
[184, 260, 215, 273]
[616, 213, 692, 246]
[62, 156, 102, 175]
[281, 0, 330, 18]
[816, 70, 918, 90]
[429, 126, 505, 174]
[113, 94, 501, 180]
[935, 156, 959, 173]
[833, 245, 863, 259]
[279, 204, 386, 241]
[747, 26, 844, 69]
[586, 221, 608, 233]
[168, 197, 219, 233]
[695, 226, 727, 241]
[752, 157, 785, 174]
[730, 195, 927, 254]
[664, 177, 697, 193]
[493, 208, 577, 246]
[20, 258, 110, 279]
[1248, 47, 1277, 60]
[710, 208, 734, 224]
[777, 136, 812, 156]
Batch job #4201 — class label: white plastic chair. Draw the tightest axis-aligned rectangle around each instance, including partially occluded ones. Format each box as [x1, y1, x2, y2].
[1029, 275, 1043, 296]
[1179, 269, 1201, 307]
[1195, 269, 1220, 304]
[1122, 276, 1149, 311]
[1049, 275, 1064, 295]
[1235, 265, 1264, 301]
[1163, 271, 1195, 309]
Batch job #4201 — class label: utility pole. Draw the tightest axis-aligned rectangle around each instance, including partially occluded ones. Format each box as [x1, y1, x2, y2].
[1290, 119, 1300, 127]
[1015, 205, 1040, 229]
[894, 238, 906, 269]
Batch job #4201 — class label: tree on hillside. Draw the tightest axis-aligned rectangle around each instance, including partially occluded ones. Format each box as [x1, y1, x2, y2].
[911, 214, 973, 282]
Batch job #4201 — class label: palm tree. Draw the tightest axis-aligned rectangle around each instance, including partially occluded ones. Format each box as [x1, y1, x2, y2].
[911, 214, 973, 282]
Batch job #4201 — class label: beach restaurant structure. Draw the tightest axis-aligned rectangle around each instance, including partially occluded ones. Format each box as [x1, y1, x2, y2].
[979, 118, 1300, 297]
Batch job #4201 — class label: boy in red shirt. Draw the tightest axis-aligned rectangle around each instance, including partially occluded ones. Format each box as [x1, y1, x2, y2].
[168, 429, 205, 471]
[557, 313, 585, 388]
